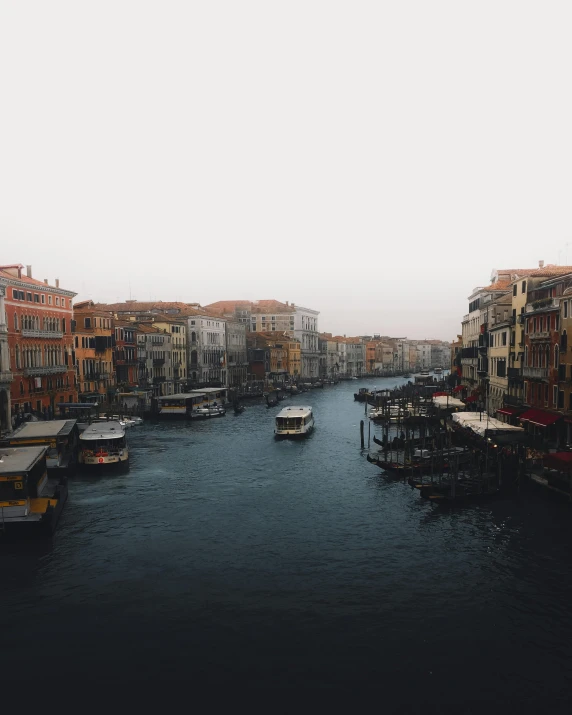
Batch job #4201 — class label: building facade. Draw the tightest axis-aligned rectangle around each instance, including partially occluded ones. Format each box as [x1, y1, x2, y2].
[113, 320, 139, 389]
[225, 320, 248, 387]
[73, 300, 115, 403]
[136, 324, 174, 396]
[1, 264, 76, 418]
[0, 282, 12, 431]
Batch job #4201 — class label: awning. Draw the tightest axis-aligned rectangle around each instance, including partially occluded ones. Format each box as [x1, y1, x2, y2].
[543, 452, 572, 472]
[453, 385, 465, 393]
[518, 409, 561, 427]
[497, 407, 522, 417]
[432, 391, 448, 397]
[464, 395, 478, 403]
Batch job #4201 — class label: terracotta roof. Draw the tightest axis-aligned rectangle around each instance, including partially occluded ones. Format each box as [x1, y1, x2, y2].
[205, 299, 295, 315]
[482, 280, 511, 292]
[0, 266, 76, 294]
[527, 266, 572, 277]
[97, 301, 223, 319]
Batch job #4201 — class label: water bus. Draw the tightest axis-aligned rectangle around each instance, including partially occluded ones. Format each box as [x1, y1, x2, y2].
[274, 406, 314, 438]
[79, 421, 129, 468]
[7, 420, 79, 473]
[0, 446, 68, 535]
[155, 389, 227, 419]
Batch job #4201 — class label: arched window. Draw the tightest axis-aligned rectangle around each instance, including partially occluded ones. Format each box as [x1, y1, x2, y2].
[554, 344, 559, 369]
[14, 313, 18, 330]
[524, 345, 529, 367]
[15, 345, 20, 368]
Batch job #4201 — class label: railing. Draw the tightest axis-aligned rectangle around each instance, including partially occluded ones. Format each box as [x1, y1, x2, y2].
[529, 330, 551, 339]
[23, 365, 67, 376]
[525, 298, 560, 313]
[0, 370, 13, 383]
[21, 329, 63, 339]
[461, 347, 479, 359]
[523, 366, 549, 379]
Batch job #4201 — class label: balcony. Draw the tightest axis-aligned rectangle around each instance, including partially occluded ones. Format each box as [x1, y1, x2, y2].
[529, 330, 551, 340]
[23, 365, 67, 376]
[153, 358, 165, 366]
[504, 393, 523, 407]
[523, 366, 549, 380]
[461, 347, 479, 359]
[0, 370, 13, 383]
[525, 297, 560, 314]
[21, 329, 64, 339]
[507, 367, 523, 383]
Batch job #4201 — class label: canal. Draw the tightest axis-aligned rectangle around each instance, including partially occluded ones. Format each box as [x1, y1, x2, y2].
[2, 377, 572, 703]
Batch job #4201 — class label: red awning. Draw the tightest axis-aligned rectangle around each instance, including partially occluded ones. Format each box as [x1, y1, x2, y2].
[497, 407, 522, 416]
[433, 391, 448, 397]
[464, 395, 478, 403]
[543, 452, 572, 472]
[518, 409, 561, 427]
[453, 385, 465, 393]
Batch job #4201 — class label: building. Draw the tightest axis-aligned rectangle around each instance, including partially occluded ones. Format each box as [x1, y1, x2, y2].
[205, 299, 320, 378]
[1, 264, 76, 419]
[487, 293, 513, 416]
[72, 300, 115, 403]
[136, 323, 174, 396]
[136, 315, 187, 393]
[246, 332, 299, 382]
[344, 338, 365, 377]
[225, 320, 248, 387]
[0, 281, 12, 431]
[113, 320, 139, 389]
[100, 301, 228, 387]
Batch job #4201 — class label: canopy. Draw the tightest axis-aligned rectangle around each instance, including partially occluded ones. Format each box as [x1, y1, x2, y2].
[464, 395, 478, 403]
[453, 385, 465, 393]
[496, 406, 523, 417]
[543, 452, 572, 472]
[518, 409, 561, 427]
[452, 412, 524, 437]
[432, 396, 465, 408]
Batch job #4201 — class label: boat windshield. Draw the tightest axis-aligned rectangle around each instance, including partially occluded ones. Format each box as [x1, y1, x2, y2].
[276, 417, 303, 429]
[82, 437, 126, 452]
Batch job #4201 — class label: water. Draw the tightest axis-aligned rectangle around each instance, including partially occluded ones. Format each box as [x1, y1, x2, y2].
[2, 378, 572, 703]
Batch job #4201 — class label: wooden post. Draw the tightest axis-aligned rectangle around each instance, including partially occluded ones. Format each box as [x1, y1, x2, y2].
[360, 420, 365, 449]
[368, 420, 371, 448]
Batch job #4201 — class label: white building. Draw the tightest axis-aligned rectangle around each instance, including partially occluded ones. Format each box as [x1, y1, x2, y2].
[291, 303, 320, 378]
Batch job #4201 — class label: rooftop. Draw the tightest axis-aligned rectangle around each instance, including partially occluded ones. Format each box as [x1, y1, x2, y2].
[10, 420, 76, 441]
[0, 446, 47, 475]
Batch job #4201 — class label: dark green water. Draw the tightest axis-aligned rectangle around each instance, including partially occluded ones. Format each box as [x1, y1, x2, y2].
[1, 378, 572, 704]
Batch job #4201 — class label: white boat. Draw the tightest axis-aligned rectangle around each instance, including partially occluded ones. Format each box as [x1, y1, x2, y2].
[94, 415, 143, 429]
[274, 406, 314, 437]
[191, 406, 226, 419]
[79, 421, 129, 467]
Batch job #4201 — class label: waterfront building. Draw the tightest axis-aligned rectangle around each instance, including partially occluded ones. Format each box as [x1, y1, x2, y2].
[319, 333, 342, 379]
[225, 320, 248, 387]
[1, 264, 76, 419]
[72, 300, 115, 403]
[205, 299, 320, 379]
[113, 320, 139, 389]
[487, 293, 513, 416]
[450, 335, 462, 381]
[135, 315, 187, 393]
[246, 332, 298, 382]
[136, 323, 174, 396]
[0, 281, 12, 431]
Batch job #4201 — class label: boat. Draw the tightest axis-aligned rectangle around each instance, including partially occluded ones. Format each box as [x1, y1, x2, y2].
[233, 404, 245, 415]
[274, 406, 314, 438]
[354, 387, 369, 402]
[266, 391, 279, 407]
[434, 367, 443, 374]
[191, 406, 226, 419]
[155, 389, 228, 419]
[8, 419, 79, 474]
[0, 446, 68, 535]
[79, 421, 129, 468]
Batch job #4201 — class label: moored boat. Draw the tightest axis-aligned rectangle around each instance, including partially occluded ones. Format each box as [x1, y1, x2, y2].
[0, 446, 68, 535]
[7, 419, 79, 474]
[79, 421, 129, 468]
[274, 406, 314, 438]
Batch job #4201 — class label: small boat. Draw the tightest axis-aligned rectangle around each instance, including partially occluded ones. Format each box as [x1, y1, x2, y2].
[266, 392, 279, 407]
[233, 403, 245, 415]
[434, 367, 443, 374]
[274, 406, 314, 438]
[191, 406, 226, 419]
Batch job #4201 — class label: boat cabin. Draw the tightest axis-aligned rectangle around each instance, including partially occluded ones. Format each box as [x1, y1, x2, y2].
[79, 421, 129, 466]
[155, 389, 228, 418]
[275, 406, 314, 437]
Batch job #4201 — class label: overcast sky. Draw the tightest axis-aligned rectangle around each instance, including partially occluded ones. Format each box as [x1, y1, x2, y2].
[1, 1, 571, 340]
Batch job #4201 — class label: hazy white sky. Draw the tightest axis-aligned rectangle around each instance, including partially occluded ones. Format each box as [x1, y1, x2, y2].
[2, 1, 572, 340]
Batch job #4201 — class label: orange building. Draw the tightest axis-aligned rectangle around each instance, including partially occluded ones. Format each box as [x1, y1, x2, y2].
[1, 264, 77, 419]
[73, 300, 115, 402]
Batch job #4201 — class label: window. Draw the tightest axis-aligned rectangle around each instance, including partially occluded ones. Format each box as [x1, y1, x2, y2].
[513, 284, 517, 296]
[565, 301, 569, 319]
[48, 295, 52, 305]
[26, 292, 32, 301]
[545, 384, 549, 403]
[14, 313, 18, 330]
[553, 385, 558, 408]
[56, 297, 60, 306]
[84, 317, 91, 328]
[41, 294, 45, 304]
[61, 298, 66, 308]
[555, 345, 559, 368]
[34, 294, 39, 303]
[502, 332, 507, 346]
[522, 281, 526, 294]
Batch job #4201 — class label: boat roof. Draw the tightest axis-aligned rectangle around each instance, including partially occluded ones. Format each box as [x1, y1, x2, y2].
[276, 406, 313, 418]
[0, 446, 47, 475]
[10, 420, 77, 441]
[80, 421, 125, 440]
[156, 389, 227, 401]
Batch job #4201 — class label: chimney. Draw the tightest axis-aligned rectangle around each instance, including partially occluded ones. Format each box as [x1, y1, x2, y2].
[17, 266, 21, 278]
[44, 279, 48, 285]
[539, 260, 544, 268]
[55, 278, 60, 288]
[26, 265, 32, 278]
